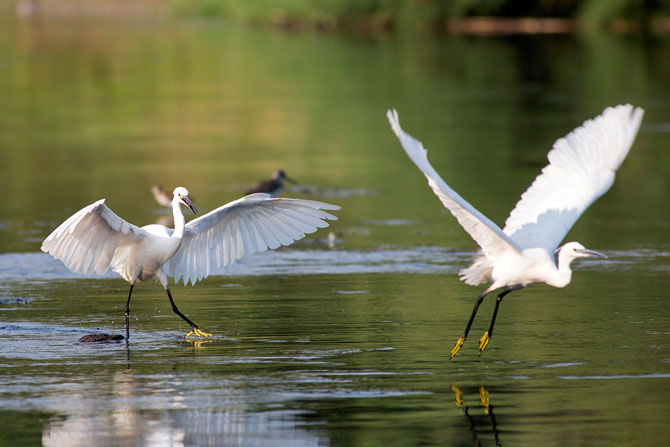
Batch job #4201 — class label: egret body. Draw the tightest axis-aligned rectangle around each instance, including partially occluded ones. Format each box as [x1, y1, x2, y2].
[387, 105, 644, 357]
[42, 187, 339, 338]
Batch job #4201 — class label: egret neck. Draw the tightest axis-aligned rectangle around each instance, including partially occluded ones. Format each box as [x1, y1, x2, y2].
[552, 249, 574, 289]
[171, 195, 187, 240]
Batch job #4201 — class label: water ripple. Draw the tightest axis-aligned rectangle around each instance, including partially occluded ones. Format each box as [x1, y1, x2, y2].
[558, 373, 670, 380]
[1, 247, 667, 282]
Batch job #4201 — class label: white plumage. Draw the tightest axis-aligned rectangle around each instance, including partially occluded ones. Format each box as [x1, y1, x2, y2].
[387, 105, 643, 357]
[503, 105, 642, 252]
[164, 193, 336, 285]
[42, 187, 339, 338]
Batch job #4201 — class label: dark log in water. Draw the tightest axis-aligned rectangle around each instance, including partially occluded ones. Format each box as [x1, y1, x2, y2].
[78, 333, 124, 343]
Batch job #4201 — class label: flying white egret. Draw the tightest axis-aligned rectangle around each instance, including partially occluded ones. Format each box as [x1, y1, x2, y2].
[247, 170, 297, 197]
[387, 105, 644, 358]
[41, 188, 339, 339]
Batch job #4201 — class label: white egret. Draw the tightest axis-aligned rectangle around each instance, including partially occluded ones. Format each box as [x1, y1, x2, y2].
[247, 170, 297, 197]
[387, 105, 644, 358]
[42, 187, 339, 339]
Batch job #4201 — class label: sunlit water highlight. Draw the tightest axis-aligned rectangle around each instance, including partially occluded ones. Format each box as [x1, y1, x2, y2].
[1, 247, 669, 282]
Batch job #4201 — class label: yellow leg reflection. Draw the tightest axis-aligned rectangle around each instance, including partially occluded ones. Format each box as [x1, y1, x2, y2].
[450, 384, 464, 408]
[478, 384, 490, 414]
[185, 338, 214, 349]
[450, 384, 501, 446]
[185, 328, 213, 338]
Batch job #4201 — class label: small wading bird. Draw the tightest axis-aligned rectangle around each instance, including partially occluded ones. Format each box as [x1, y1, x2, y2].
[151, 184, 173, 208]
[247, 170, 297, 197]
[42, 188, 339, 339]
[387, 105, 643, 358]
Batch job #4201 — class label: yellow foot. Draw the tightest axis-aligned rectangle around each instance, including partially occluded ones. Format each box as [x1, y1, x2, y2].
[450, 336, 466, 359]
[478, 331, 490, 356]
[185, 328, 213, 338]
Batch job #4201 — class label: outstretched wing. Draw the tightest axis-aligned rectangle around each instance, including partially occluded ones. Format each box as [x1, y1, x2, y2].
[41, 199, 148, 276]
[163, 193, 339, 285]
[387, 109, 521, 258]
[503, 104, 644, 251]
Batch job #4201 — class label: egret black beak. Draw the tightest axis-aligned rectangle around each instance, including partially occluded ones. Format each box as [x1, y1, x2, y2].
[578, 248, 607, 259]
[183, 196, 198, 215]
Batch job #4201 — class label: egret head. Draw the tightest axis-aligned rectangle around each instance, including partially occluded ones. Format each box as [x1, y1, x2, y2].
[555, 242, 606, 263]
[173, 187, 198, 215]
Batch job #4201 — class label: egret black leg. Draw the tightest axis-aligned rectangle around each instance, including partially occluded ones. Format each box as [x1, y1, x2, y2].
[478, 290, 511, 355]
[165, 287, 212, 337]
[450, 292, 488, 359]
[125, 284, 134, 340]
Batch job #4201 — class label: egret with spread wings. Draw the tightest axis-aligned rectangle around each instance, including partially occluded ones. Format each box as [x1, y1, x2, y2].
[42, 187, 339, 339]
[387, 105, 643, 358]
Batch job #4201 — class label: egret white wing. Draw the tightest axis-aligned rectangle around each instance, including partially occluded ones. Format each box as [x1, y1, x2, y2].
[387, 109, 521, 258]
[503, 104, 644, 251]
[41, 199, 149, 276]
[164, 193, 339, 285]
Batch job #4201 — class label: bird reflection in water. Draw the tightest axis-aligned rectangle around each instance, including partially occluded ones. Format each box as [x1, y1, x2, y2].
[41, 367, 325, 447]
[450, 384, 501, 447]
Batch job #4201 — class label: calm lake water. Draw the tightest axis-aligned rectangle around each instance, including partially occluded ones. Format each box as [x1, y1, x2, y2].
[1, 15, 670, 447]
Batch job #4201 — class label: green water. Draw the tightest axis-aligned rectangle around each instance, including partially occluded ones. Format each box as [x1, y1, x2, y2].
[1, 16, 669, 447]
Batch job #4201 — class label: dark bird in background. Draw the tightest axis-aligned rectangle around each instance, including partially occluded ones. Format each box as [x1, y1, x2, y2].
[247, 170, 297, 197]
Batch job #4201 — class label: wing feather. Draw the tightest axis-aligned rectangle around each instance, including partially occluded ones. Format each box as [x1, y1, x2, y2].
[253, 212, 282, 250]
[164, 194, 339, 285]
[387, 109, 522, 258]
[249, 217, 267, 251]
[236, 217, 248, 258]
[269, 212, 309, 240]
[273, 206, 329, 230]
[236, 215, 254, 257]
[241, 214, 266, 253]
[41, 199, 148, 276]
[503, 104, 644, 251]
[258, 211, 295, 246]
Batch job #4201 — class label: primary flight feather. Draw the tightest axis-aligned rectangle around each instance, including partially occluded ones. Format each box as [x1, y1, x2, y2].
[387, 105, 643, 357]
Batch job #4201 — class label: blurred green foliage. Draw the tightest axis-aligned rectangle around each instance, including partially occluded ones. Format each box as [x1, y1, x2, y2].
[169, 0, 670, 25]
